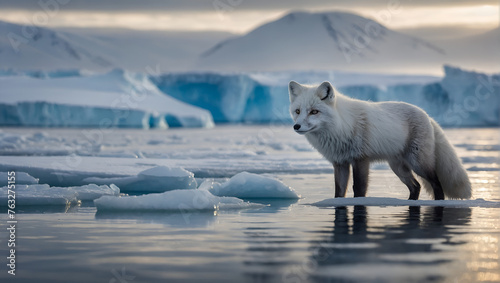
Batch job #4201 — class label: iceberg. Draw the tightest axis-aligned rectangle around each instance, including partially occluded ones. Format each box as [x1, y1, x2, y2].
[201, 172, 300, 199]
[83, 166, 197, 193]
[150, 73, 258, 123]
[438, 66, 500, 127]
[0, 65, 496, 128]
[0, 69, 214, 128]
[0, 68, 88, 78]
[94, 189, 265, 212]
[151, 66, 499, 127]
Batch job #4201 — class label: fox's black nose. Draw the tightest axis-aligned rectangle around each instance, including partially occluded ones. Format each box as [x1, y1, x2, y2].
[293, 124, 301, 130]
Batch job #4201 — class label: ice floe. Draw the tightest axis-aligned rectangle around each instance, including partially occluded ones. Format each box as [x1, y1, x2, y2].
[200, 172, 300, 199]
[0, 171, 39, 186]
[0, 184, 77, 206]
[94, 189, 265, 212]
[83, 166, 197, 193]
[0, 183, 120, 206]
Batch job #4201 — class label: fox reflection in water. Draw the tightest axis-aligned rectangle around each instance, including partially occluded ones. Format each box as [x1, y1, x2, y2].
[306, 206, 472, 282]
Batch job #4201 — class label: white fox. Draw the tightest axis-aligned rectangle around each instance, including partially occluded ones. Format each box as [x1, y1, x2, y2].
[288, 81, 471, 200]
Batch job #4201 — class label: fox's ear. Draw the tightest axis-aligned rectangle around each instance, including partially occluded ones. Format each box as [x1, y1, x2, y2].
[289, 81, 303, 103]
[316, 81, 335, 102]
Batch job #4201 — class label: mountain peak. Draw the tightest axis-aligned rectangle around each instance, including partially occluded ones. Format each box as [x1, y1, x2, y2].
[197, 10, 446, 73]
[0, 20, 111, 70]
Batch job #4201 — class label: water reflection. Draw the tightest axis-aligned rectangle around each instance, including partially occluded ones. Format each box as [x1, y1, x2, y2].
[95, 210, 217, 228]
[305, 206, 472, 283]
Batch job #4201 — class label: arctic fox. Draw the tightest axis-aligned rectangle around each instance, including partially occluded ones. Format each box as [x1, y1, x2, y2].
[288, 81, 471, 200]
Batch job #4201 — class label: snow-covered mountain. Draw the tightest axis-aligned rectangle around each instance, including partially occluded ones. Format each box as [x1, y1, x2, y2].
[0, 20, 111, 70]
[1, 13, 497, 75]
[56, 27, 232, 71]
[196, 11, 448, 74]
[0, 21, 232, 71]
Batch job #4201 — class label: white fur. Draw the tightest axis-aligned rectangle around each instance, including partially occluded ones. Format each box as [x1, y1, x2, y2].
[289, 81, 471, 199]
[431, 120, 472, 199]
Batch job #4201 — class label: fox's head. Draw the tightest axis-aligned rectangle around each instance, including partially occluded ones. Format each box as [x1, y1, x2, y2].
[288, 81, 336, 135]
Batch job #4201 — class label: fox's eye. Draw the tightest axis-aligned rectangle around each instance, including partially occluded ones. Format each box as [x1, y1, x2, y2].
[295, 109, 300, 114]
[310, 109, 319, 115]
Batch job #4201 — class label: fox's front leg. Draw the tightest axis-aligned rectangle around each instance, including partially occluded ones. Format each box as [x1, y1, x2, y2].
[334, 163, 350, 198]
[352, 159, 370, 197]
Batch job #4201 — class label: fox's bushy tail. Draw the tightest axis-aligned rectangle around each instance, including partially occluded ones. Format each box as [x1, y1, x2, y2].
[426, 120, 471, 199]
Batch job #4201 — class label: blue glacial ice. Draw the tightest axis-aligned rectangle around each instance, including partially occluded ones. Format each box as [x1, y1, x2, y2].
[0, 69, 214, 128]
[151, 66, 499, 127]
[1, 65, 497, 128]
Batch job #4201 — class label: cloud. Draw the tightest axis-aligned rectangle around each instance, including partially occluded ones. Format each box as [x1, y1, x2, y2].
[0, 0, 496, 34]
[1, 0, 498, 12]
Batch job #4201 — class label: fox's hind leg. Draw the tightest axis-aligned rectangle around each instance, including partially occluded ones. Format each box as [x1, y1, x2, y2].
[407, 145, 445, 200]
[334, 163, 350, 198]
[413, 168, 445, 200]
[388, 159, 421, 200]
[352, 159, 370, 197]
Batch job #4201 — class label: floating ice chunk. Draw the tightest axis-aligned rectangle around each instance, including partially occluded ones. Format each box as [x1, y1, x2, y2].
[311, 197, 500, 208]
[203, 172, 300, 199]
[94, 189, 265, 212]
[0, 184, 78, 206]
[0, 183, 119, 206]
[0, 172, 39, 186]
[139, 166, 191, 178]
[83, 166, 197, 193]
[73, 184, 120, 201]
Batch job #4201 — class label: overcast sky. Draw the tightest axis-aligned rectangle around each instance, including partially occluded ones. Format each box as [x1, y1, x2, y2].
[0, 0, 498, 34]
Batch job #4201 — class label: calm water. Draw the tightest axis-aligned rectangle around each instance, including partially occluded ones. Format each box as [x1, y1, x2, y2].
[1, 127, 499, 283]
[1, 172, 499, 283]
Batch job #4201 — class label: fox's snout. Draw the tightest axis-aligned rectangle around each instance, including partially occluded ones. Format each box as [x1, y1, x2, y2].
[293, 124, 301, 131]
